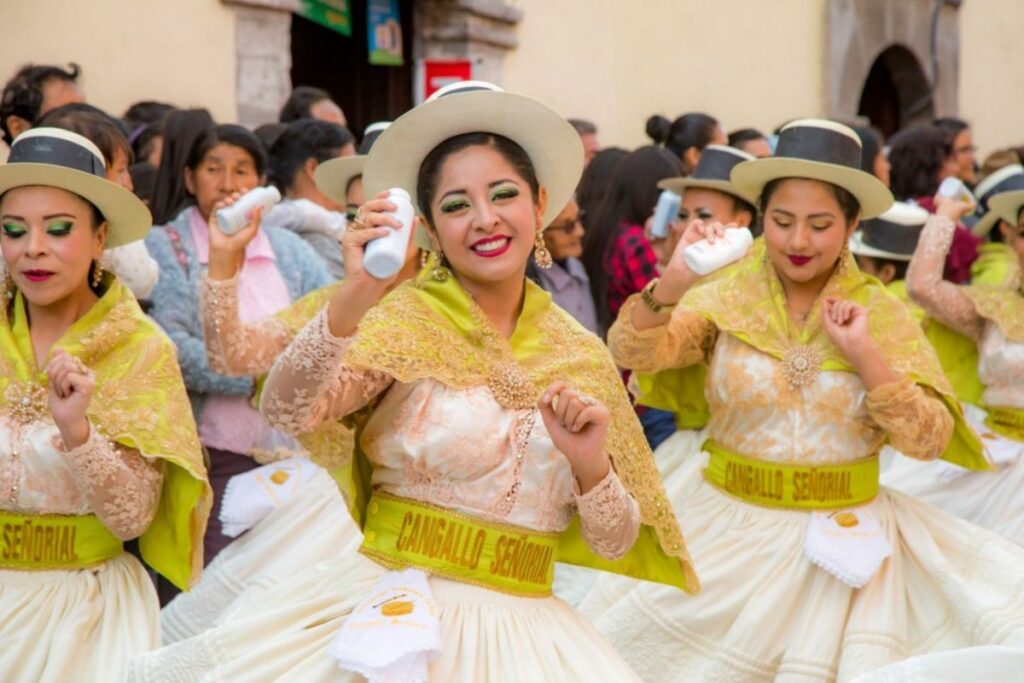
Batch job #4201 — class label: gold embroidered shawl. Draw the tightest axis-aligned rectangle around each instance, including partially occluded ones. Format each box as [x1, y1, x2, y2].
[679, 245, 988, 471]
[962, 281, 1024, 344]
[342, 274, 699, 594]
[0, 278, 211, 589]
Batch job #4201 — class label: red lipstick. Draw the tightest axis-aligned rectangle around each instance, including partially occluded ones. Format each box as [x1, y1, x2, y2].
[470, 235, 512, 259]
[23, 269, 55, 282]
[787, 255, 812, 267]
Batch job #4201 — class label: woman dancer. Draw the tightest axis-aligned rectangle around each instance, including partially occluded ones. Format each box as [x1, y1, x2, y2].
[0, 128, 209, 682]
[130, 81, 696, 683]
[579, 120, 1024, 681]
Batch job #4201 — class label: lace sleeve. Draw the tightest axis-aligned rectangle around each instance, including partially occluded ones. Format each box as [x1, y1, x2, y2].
[260, 308, 393, 435]
[866, 376, 953, 461]
[574, 468, 640, 560]
[607, 295, 718, 373]
[200, 276, 294, 377]
[906, 215, 986, 341]
[64, 423, 165, 540]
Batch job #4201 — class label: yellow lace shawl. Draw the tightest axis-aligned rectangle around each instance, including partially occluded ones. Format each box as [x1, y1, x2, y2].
[678, 242, 987, 471]
[0, 278, 210, 589]
[962, 279, 1024, 343]
[341, 274, 699, 594]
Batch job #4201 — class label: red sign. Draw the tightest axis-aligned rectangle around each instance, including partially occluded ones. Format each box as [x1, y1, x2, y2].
[420, 59, 473, 102]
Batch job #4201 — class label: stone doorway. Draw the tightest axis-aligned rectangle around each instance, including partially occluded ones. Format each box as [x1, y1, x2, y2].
[857, 45, 934, 138]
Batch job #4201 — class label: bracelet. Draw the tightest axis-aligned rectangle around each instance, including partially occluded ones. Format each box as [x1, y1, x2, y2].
[640, 278, 676, 314]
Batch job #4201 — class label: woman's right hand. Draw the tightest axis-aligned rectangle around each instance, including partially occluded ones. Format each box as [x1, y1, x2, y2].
[339, 191, 406, 293]
[933, 195, 974, 223]
[655, 220, 729, 303]
[327, 191, 407, 337]
[208, 191, 264, 280]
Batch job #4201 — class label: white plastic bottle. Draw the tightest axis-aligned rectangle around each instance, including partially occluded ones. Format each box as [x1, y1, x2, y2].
[937, 176, 976, 209]
[650, 189, 681, 239]
[214, 186, 282, 235]
[683, 227, 754, 276]
[363, 188, 415, 279]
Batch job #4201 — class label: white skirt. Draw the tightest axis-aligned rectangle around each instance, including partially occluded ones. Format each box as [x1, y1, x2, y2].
[0, 553, 159, 683]
[131, 545, 641, 682]
[881, 404, 1024, 545]
[161, 466, 361, 643]
[577, 435, 1024, 682]
[848, 646, 1024, 683]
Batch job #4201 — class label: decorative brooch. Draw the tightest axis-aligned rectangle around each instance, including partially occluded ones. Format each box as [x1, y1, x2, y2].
[5, 381, 48, 427]
[780, 345, 822, 390]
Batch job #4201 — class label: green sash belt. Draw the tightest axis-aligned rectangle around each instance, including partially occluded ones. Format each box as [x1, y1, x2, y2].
[359, 492, 558, 597]
[984, 406, 1024, 442]
[702, 440, 879, 510]
[0, 511, 123, 570]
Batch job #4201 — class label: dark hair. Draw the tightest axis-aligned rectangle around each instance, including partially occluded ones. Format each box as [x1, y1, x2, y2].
[269, 119, 354, 191]
[852, 126, 884, 177]
[568, 118, 597, 136]
[123, 101, 175, 128]
[858, 255, 909, 281]
[727, 128, 766, 148]
[358, 128, 386, 155]
[577, 147, 628, 231]
[646, 112, 720, 162]
[279, 86, 333, 123]
[36, 103, 133, 169]
[254, 122, 289, 157]
[887, 125, 953, 200]
[415, 132, 539, 226]
[151, 110, 267, 224]
[759, 178, 860, 225]
[582, 145, 683, 331]
[129, 162, 158, 205]
[934, 117, 969, 136]
[1, 62, 80, 141]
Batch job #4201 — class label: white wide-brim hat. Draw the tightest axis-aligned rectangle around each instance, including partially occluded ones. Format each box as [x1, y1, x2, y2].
[0, 128, 151, 247]
[362, 81, 583, 235]
[658, 144, 757, 205]
[989, 190, 1024, 229]
[848, 201, 929, 262]
[315, 155, 366, 205]
[731, 119, 894, 219]
[969, 164, 1024, 237]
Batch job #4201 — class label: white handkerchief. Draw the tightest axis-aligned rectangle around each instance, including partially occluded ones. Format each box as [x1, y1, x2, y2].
[328, 569, 441, 683]
[219, 457, 319, 537]
[804, 505, 893, 588]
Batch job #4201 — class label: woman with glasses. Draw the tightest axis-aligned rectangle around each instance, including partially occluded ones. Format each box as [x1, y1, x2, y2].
[526, 196, 599, 334]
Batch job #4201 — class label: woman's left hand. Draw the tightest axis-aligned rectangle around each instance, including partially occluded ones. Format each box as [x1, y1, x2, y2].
[822, 297, 872, 362]
[539, 382, 611, 493]
[46, 350, 95, 450]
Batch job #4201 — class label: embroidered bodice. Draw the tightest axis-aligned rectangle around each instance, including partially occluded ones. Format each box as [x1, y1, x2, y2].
[609, 297, 953, 464]
[0, 416, 163, 540]
[261, 309, 640, 559]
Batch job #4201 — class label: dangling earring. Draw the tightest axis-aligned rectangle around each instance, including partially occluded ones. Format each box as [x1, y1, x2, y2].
[0, 262, 13, 300]
[427, 233, 450, 283]
[836, 241, 849, 276]
[91, 258, 105, 288]
[533, 230, 552, 269]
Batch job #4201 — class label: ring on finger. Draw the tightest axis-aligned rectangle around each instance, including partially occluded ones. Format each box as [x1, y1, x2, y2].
[578, 394, 598, 407]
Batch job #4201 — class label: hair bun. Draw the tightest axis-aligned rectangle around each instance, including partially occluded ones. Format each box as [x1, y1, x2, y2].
[646, 115, 671, 145]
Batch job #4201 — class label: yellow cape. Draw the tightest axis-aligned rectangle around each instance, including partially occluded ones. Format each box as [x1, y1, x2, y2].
[0, 278, 210, 589]
[337, 273, 699, 594]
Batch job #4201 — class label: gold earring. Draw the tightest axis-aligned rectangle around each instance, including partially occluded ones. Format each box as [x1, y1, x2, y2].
[836, 242, 849, 276]
[534, 230, 552, 269]
[1, 263, 13, 300]
[91, 259, 105, 288]
[427, 233, 451, 282]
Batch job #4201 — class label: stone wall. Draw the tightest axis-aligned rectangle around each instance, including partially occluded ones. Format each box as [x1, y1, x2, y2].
[226, 0, 299, 127]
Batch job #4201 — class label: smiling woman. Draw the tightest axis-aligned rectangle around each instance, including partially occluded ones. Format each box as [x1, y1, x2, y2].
[0, 128, 209, 683]
[130, 82, 697, 683]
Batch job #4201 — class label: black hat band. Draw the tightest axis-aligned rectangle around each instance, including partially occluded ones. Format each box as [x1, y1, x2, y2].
[775, 126, 862, 170]
[692, 149, 747, 182]
[978, 173, 1024, 211]
[8, 135, 105, 178]
[859, 218, 923, 256]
